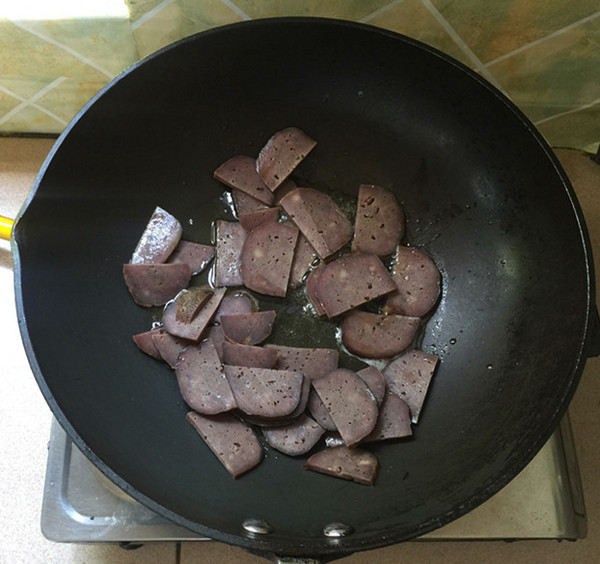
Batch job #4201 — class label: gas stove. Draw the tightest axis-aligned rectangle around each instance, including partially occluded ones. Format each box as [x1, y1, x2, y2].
[41, 412, 586, 544]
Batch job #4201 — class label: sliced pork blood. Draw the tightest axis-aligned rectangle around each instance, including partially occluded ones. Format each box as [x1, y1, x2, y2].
[221, 342, 278, 369]
[357, 366, 386, 405]
[312, 253, 396, 318]
[213, 155, 275, 205]
[383, 349, 440, 423]
[307, 388, 337, 432]
[133, 328, 164, 359]
[162, 287, 226, 341]
[220, 310, 276, 345]
[238, 207, 280, 232]
[266, 345, 339, 380]
[384, 246, 442, 318]
[240, 221, 299, 297]
[176, 339, 237, 415]
[289, 234, 318, 289]
[279, 188, 352, 260]
[151, 331, 189, 369]
[352, 184, 404, 256]
[305, 264, 327, 316]
[214, 220, 246, 287]
[273, 178, 297, 203]
[341, 310, 420, 358]
[231, 188, 269, 215]
[223, 365, 304, 418]
[186, 411, 263, 478]
[130, 206, 182, 265]
[256, 127, 317, 191]
[213, 291, 255, 322]
[167, 240, 214, 275]
[305, 446, 378, 485]
[175, 287, 213, 323]
[262, 414, 325, 456]
[123, 263, 191, 307]
[312, 368, 378, 447]
[207, 324, 226, 360]
[363, 392, 412, 443]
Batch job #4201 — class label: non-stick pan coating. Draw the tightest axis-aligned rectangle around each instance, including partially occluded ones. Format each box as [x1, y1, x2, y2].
[13, 19, 594, 558]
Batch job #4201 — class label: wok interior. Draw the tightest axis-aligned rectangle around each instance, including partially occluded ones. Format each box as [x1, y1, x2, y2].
[14, 20, 591, 556]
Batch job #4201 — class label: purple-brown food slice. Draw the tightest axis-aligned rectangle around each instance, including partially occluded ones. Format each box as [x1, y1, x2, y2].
[312, 253, 396, 318]
[238, 207, 280, 232]
[384, 246, 441, 318]
[352, 184, 404, 256]
[175, 287, 213, 323]
[186, 411, 263, 478]
[356, 366, 386, 405]
[221, 342, 278, 369]
[213, 291, 255, 322]
[123, 263, 191, 307]
[232, 188, 269, 215]
[220, 310, 276, 345]
[262, 414, 325, 456]
[151, 331, 189, 369]
[162, 287, 226, 341]
[289, 234, 318, 289]
[214, 220, 246, 287]
[133, 328, 164, 359]
[267, 345, 339, 380]
[256, 127, 316, 191]
[305, 446, 378, 485]
[305, 264, 327, 316]
[312, 368, 378, 447]
[214, 155, 274, 205]
[176, 339, 237, 414]
[130, 206, 182, 265]
[167, 240, 214, 275]
[363, 392, 412, 442]
[383, 350, 440, 423]
[273, 178, 297, 203]
[307, 388, 337, 431]
[207, 324, 226, 360]
[341, 310, 420, 358]
[279, 188, 352, 260]
[240, 221, 299, 297]
[223, 365, 304, 418]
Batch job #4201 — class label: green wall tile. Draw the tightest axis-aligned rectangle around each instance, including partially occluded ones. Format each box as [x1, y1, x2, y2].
[430, 0, 599, 63]
[488, 16, 600, 122]
[367, 0, 474, 67]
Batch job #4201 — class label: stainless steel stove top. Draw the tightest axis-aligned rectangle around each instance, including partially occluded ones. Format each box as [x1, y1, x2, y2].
[41, 413, 586, 544]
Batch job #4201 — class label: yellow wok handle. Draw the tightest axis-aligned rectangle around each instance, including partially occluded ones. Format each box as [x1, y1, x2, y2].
[0, 215, 14, 240]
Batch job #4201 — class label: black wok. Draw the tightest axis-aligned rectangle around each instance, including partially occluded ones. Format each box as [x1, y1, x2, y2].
[12, 18, 597, 561]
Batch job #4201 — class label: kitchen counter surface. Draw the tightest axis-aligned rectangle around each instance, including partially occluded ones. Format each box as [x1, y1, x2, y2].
[1, 137, 599, 564]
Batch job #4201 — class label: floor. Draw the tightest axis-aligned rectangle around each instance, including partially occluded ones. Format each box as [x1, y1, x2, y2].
[1, 137, 599, 563]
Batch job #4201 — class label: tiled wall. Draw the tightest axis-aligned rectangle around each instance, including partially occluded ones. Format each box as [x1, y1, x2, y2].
[1, 0, 598, 151]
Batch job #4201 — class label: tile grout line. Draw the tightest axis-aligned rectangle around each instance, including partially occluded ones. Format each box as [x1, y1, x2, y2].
[8, 19, 115, 80]
[486, 10, 600, 67]
[534, 97, 600, 126]
[219, 0, 252, 21]
[419, 0, 508, 95]
[131, 0, 176, 30]
[0, 78, 69, 128]
[360, 0, 408, 24]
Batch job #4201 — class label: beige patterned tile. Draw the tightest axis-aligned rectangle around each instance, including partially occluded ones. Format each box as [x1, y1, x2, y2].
[366, 0, 474, 67]
[537, 103, 600, 152]
[488, 15, 600, 122]
[224, 0, 393, 20]
[430, 0, 600, 63]
[0, 103, 64, 133]
[14, 17, 137, 77]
